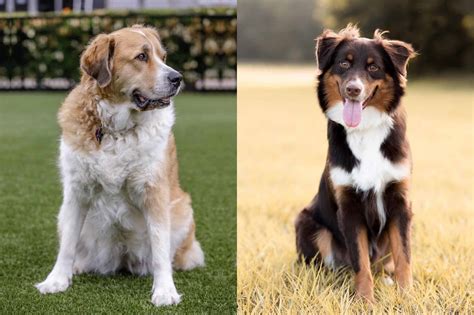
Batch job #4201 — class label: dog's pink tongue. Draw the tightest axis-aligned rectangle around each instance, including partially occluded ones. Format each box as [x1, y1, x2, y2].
[343, 99, 362, 127]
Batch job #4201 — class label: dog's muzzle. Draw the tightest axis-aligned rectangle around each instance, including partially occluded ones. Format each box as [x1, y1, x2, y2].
[132, 90, 174, 111]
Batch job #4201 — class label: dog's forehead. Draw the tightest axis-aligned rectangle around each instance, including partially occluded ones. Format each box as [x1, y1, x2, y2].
[337, 39, 382, 62]
[113, 28, 164, 52]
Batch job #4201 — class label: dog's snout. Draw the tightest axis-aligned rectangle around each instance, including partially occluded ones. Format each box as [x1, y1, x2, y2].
[168, 71, 183, 87]
[346, 83, 361, 98]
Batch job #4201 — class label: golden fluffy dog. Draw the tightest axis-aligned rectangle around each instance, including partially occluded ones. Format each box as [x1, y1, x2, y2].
[35, 25, 204, 306]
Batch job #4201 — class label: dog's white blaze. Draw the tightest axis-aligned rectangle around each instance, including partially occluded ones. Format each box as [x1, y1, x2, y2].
[130, 29, 147, 38]
[349, 76, 367, 101]
[327, 103, 410, 232]
[130, 28, 173, 95]
[144, 33, 176, 95]
[155, 57, 176, 93]
[130, 28, 165, 55]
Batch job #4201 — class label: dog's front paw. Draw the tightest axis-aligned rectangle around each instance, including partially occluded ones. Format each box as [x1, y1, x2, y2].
[35, 273, 71, 294]
[396, 274, 413, 291]
[151, 285, 181, 306]
[355, 276, 375, 303]
[355, 287, 375, 304]
[394, 267, 413, 291]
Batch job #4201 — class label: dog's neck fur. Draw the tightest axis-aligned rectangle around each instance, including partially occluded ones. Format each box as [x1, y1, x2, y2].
[97, 100, 138, 133]
[325, 102, 394, 133]
[92, 98, 175, 153]
[97, 98, 175, 134]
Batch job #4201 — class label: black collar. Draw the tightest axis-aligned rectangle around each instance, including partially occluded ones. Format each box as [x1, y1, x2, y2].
[95, 126, 104, 144]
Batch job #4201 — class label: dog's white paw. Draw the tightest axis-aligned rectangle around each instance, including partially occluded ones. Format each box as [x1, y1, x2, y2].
[382, 275, 395, 286]
[35, 274, 71, 294]
[151, 285, 181, 306]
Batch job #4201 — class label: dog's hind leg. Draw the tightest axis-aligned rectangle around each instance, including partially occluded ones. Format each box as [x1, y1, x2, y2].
[374, 231, 395, 275]
[295, 207, 335, 268]
[295, 208, 318, 264]
[173, 220, 204, 271]
[171, 193, 204, 271]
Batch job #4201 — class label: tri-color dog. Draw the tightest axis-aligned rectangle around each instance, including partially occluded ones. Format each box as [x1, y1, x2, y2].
[295, 25, 416, 302]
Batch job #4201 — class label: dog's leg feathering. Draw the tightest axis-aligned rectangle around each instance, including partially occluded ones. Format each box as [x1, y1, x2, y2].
[174, 221, 205, 271]
[35, 184, 88, 294]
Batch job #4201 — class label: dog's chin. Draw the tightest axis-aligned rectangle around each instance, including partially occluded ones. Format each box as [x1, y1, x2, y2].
[132, 90, 176, 111]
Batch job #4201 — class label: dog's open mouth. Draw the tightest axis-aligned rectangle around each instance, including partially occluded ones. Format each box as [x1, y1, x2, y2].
[341, 86, 379, 128]
[132, 90, 172, 111]
[363, 85, 378, 108]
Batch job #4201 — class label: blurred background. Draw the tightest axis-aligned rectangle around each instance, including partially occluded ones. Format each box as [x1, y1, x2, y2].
[238, 0, 474, 74]
[0, 0, 236, 91]
[237, 0, 473, 313]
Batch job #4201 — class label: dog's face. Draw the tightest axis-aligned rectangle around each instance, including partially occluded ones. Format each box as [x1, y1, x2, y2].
[81, 26, 182, 111]
[316, 25, 416, 128]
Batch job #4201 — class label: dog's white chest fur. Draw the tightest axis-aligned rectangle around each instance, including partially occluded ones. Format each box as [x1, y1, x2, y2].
[330, 120, 409, 193]
[92, 101, 174, 190]
[62, 101, 174, 190]
[327, 103, 410, 229]
[59, 101, 175, 274]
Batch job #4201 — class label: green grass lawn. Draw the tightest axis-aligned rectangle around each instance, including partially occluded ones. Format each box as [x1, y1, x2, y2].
[0, 92, 236, 313]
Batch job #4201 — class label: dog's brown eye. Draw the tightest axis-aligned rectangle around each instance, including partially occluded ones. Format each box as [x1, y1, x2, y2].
[162, 54, 167, 63]
[368, 64, 379, 72]
[136, 53, 148, 62]
[339, 61, 350, 69]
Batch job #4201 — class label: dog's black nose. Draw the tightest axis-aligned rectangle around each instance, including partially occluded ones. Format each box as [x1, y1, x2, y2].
[168, 71, 183, 86]
[346, 83, 361, 97]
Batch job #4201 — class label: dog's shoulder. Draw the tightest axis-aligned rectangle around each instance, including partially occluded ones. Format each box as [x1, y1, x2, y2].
[58, 84, 101, 152]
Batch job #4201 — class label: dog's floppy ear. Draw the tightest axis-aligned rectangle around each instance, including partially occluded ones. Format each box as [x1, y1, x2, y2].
[374, 30, 416, 80]
[80, 34, 115, 88]
[315, 30, 341, 72]
[382, 40, 416, 79]
[316, 24, 359, 72]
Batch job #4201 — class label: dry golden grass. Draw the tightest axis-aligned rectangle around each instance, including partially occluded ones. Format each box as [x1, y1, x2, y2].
[237, 64, 474, 313]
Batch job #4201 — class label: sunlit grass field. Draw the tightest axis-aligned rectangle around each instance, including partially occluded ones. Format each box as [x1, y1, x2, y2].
[237, 64, 473, 313]
[0, 92, 236, 313]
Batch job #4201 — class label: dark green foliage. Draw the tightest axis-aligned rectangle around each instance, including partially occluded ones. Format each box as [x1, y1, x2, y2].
[326, 0, 474, 74]
[0, 9, 236, 90]
[238, 0, 322, 62]
[237, 0, 474, 74]
[0, 92, 236, 313]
